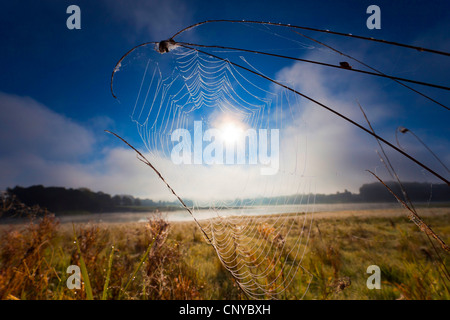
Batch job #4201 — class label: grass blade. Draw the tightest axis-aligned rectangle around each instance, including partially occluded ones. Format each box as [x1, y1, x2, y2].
[101, 245, 115, 300]
[72, 224, 94, 300]
[120, 235, 158, 298]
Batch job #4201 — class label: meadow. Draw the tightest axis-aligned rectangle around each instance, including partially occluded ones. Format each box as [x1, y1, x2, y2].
[0, 204, 449, 300]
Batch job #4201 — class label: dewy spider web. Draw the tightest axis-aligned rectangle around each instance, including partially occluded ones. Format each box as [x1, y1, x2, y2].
[113, 36, 317, 299]
[111, 21, 449, 298]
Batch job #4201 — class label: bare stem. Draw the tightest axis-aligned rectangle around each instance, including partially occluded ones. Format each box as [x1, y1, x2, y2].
[367, 170, 449, 253]
[104, 130, 251, 299]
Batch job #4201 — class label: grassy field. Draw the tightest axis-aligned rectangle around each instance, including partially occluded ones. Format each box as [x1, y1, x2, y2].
[0, 206, 449, 300]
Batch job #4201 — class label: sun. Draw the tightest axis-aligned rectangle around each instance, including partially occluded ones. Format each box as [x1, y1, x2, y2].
[220, 122, 244, 145]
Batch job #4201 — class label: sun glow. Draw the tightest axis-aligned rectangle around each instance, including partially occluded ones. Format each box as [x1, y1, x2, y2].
[220, 122, 243, 145]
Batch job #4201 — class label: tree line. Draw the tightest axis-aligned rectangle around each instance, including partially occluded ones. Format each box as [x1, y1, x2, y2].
[4, 182, 449, 216]
[5, 185, 181, 215]
[236, 182, 450, 205]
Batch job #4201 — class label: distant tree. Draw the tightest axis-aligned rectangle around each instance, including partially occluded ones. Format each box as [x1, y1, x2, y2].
[134, 198, 141, 206]
[122, 196, 132, 206]
[112, 195, 122, 206]
[141, 199, 156, 206]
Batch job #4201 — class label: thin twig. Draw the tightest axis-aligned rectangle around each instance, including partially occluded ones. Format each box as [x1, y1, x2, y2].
[291, 31, 449, 111]
[104, 130, 212, 244]
[176, 41, 450, 93]
[367, 170, 449, 253]
[397, 127, 450, 175]
[110, 41, 158, 99]
[358, 102, 416, 209]
[170, 19, 450, 57]
[104, 130, 251, 299]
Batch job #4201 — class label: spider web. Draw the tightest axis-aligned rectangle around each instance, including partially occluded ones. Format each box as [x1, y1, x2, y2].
[106, 17, 450, 299]
[113, 37, 317, 299]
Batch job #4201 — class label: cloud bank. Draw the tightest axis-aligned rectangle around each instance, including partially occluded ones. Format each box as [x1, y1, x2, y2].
[273, 45, 449, 193]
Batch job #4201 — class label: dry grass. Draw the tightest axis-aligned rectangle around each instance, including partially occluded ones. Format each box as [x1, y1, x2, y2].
[1, 204, 447, 300]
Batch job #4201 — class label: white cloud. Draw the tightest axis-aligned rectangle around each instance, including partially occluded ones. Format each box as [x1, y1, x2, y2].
[106, 0, 193, 41]
[0, 92, 95, 161]
[0, 92, 295, 201]
[272, 46, 450, 193]
[0, 92, 158, 197]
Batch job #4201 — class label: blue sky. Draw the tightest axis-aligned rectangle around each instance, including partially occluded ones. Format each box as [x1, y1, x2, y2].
[0, 0, 449, 200]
